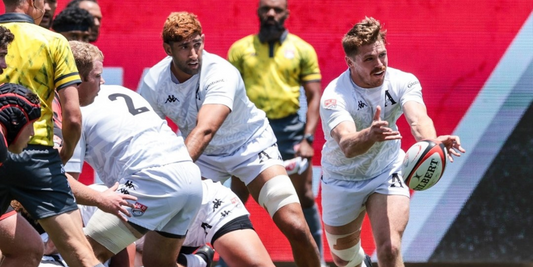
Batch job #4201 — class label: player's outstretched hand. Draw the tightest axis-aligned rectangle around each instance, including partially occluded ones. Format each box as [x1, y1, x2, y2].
[369, 105, 401, 142]
[97, 182, 138, 222]
[436, 135, 466, 162]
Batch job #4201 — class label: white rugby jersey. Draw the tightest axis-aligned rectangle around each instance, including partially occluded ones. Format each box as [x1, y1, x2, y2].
[65, 85, 192, 186]
[139, 51, 270, 156]
[320, 67, 424, 181]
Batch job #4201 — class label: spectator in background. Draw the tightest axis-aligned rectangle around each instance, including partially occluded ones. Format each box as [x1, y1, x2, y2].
[228, 0, 325, 265]
[52, 6, 94, 42]
[67, 0, 101, 42]
[38, 0, 57, 29]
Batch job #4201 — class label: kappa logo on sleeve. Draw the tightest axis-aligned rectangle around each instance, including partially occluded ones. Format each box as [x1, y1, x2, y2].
[324, 99, 337, 109]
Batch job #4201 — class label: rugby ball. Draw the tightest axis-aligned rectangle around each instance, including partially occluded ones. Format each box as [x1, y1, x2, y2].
[402, 139, 447, 191]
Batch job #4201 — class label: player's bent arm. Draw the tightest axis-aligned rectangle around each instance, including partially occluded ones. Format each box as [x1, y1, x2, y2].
[66, 172, 101, 206]
[331, 121, 375, 158]
[303, 80, 321, 136]
[300, 81, 321, 156]
[58, 85, 82, 164]
[403, 101, 437, 141]
[404, 102, 466, 161]
[185, 103, 230, 161]
[66, 173, 136, 221]
[297, 81, 321, 158]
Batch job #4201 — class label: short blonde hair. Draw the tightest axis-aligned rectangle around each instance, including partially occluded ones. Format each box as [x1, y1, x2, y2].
[162, 12, 202, 44]
[342, 17, 387, 57]
[69, 40, 104, 80]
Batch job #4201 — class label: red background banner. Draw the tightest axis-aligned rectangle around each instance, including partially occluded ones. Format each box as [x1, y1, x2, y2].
[3, 0, 532, 262]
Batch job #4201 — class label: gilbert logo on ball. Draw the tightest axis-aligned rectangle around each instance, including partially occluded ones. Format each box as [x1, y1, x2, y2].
[402, 139, 447, 191]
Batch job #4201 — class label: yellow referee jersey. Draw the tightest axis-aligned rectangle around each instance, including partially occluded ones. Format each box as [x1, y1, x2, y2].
[228, 32, 321, 119]
[0, 13, 81, 146]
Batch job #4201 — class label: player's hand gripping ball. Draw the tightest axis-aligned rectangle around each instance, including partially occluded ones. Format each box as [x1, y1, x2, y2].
[402, 139, 447, 191]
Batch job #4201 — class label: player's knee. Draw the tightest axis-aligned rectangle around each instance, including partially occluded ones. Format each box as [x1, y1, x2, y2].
[2, 246, 42, 266]
[299, 192, 316, 208]
[27, 243, 44, 264]
[258, 175, 300, 218]
[276, 211, 311, 241]
[326, 231, 365, 267]
[376, 239, 401, 263]
[13, 246, 43, 266]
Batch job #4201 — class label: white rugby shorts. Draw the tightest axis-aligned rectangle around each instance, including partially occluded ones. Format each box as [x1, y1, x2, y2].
[183, 179, 250, 247]
[83, 161, 203, 236]
[196, 127, 283, 185]
[321, 155, 410, 227]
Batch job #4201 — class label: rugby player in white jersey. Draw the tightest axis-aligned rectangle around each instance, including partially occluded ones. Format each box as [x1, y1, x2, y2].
[63, 41, 203, 267]
[138, 12, 321, 266]
[319, 17, 466, 267]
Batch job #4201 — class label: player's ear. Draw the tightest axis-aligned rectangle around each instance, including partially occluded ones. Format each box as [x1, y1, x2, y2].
[345, 56, 354, 68]
[163, 43, 172, 56]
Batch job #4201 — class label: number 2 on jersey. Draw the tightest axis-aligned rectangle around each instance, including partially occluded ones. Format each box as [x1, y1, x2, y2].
[109, 93, 149, 115]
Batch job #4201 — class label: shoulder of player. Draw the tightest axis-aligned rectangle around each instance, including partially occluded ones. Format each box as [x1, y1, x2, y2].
[100, 84, 131, 93]
[325, 69, 350, 90]
[230, 34, 256, 48]
[386, 67, 417, 80]
[321, 74, 348, 102]
[82, 85, 139, 111]
[286, 33, 315, 50]
[8, 22, 67, 46]
[202, 51, 240, 76]
[144, 56, 173, 86]
[148, 56, 173, 72]
[385, 67, 420, 88]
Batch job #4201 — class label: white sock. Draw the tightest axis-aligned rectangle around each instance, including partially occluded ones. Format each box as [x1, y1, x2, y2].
[183, 254, 207, 267]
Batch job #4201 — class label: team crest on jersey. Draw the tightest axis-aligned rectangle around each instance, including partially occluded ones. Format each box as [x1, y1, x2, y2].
[132, 202, 148, 216]
[284, 49, 295, 59]
[230, 196, 240, 206]
[324, 99, 337, 109]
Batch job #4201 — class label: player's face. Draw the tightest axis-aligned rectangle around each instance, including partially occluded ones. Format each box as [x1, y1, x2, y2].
[257, 0, 289, 41]
[79, 1, 102, 42]
[31, 0, 46, 26]
[0, 47, 7, 74]
[79, 60, 104, 106]
[346, 40, 388, 88]
[61, 31, 90, 43]
[39, 0, 57, 29]
[165, 34, 204, 83]
[8, 122, 35, 154]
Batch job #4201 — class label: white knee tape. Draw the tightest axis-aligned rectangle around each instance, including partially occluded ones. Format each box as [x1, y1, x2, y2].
[84, 209, 138, 254]
[258, 175, 300, 217]
[326, 231, 365, 267]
